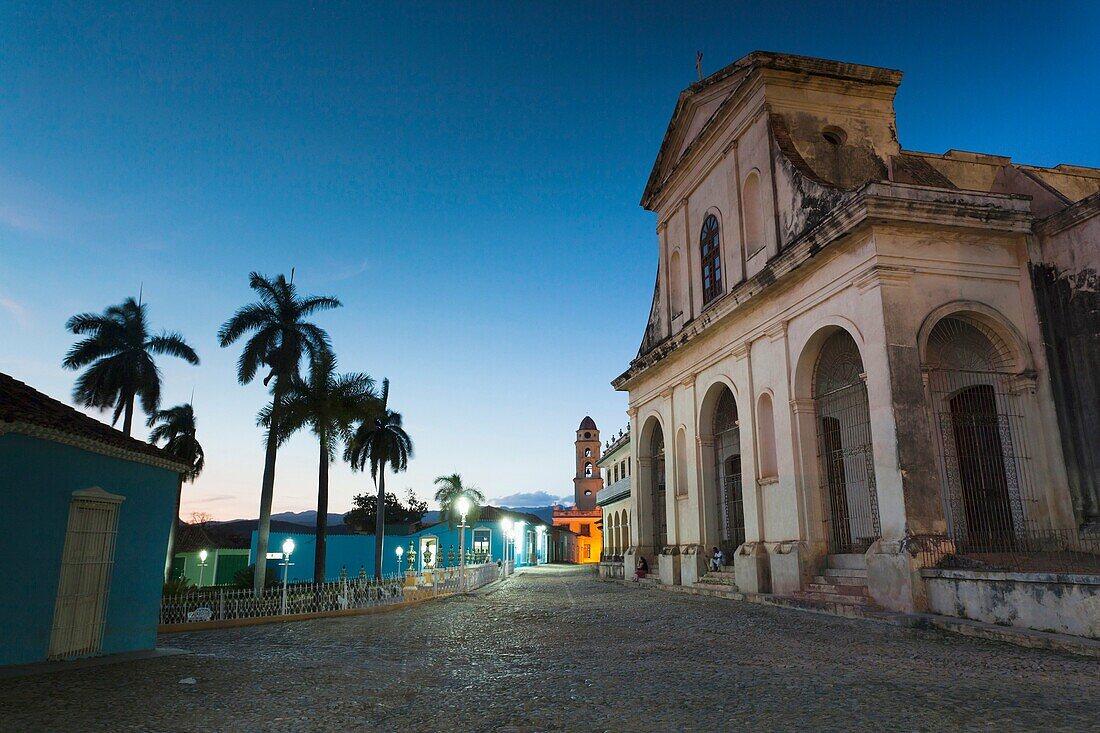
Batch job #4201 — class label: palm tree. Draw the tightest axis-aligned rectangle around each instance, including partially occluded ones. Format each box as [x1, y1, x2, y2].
[261, 352, 377, 584]
[148, 403, 205, 582]
[63, 297, 199, 436]
[345, 379, 413, 580]
[217, 272, 341, 592]
[433, 473, 486, 528]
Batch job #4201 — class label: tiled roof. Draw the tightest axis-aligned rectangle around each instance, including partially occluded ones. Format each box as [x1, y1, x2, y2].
[0, 371, 188, 469]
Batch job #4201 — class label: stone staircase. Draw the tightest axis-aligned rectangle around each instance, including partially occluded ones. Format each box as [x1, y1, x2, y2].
[690, 566, 739, 596]
[792, 554, 875, 608]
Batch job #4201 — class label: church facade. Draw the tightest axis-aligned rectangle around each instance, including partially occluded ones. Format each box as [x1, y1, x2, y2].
[613, 52, 1100, 612]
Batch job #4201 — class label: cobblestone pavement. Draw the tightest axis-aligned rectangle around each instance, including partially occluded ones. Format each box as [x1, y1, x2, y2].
[2, 565, 1098, 732]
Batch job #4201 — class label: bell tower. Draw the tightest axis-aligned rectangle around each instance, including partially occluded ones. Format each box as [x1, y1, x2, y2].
[573, 416, 603, 510]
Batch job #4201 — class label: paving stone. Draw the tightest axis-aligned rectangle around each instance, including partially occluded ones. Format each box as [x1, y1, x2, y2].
[0, 565, 1097, 731]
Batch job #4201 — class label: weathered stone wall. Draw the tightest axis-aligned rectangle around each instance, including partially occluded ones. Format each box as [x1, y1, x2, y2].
[923, 569, 1100, 639]
[1033, 197, 1100, 526]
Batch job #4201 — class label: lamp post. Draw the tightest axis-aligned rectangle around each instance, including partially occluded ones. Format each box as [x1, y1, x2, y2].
[514, 520, 525, 567]
[456, 496, 470, 592]
[280, 538, 295, 616]
[197, 549, 209, 587]
[395, 544, 403, 577]
[501, 518, 513, 573]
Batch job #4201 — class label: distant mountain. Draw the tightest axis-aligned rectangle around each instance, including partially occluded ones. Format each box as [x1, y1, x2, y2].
[268, 510, 347, 526]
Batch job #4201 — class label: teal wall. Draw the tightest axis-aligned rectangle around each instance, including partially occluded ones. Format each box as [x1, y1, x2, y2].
[0, 433, 179, 666]
[251, 519, 548, 582]
[172, 549, 250, 587]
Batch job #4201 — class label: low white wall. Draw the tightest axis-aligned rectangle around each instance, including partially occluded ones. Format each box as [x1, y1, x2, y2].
[599, 561, 624, 580]
[923, 569, 1100, 639]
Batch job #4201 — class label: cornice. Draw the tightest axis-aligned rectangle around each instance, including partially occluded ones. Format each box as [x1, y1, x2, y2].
[854, 265, 916, 293]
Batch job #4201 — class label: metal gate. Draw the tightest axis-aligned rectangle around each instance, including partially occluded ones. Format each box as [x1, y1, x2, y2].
[813, 331, 880, 554]
[652, 432, 667, 552]
[713, 389, 745, 556]
[925, 317, 1030, 554]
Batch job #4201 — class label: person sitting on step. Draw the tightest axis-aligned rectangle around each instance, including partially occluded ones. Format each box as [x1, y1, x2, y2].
[709, 546, 724, 572]
[633, 556, 649, 581]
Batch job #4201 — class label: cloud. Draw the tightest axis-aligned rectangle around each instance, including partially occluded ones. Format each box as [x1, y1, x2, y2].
[492, 491, 573, 508]
[322, 257, 370, 282]
[0, 203, 48, 235]
[0, 292, 31, 328]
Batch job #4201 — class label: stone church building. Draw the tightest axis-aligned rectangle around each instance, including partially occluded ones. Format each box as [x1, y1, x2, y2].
[613, 51, 1100, 614]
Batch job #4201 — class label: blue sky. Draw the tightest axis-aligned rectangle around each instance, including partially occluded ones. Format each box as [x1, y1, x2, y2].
[1, 2, 1097, 519]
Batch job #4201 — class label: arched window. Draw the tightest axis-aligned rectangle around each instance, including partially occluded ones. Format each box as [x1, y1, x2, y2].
[584, 462, 593, 478]
[743, 172, 764, 254]
[669, 250, 683, 317]
[700, 214, 723, 304]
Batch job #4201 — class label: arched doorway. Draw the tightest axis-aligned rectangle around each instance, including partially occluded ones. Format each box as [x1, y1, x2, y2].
[925, 316, 1024, 552]
[813, 330, 880, 554]
[712, 388, 745, 557]
[650, 426, 668, 553]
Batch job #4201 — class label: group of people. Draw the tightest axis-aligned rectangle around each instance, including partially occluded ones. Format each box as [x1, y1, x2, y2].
[632, 546, 726, 581]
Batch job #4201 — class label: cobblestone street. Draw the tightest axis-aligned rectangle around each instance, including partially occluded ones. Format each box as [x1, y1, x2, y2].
[2, 565, 1097, 732]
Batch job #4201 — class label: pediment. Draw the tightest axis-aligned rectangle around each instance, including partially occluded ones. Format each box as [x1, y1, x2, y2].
[641, 64, 751, 210]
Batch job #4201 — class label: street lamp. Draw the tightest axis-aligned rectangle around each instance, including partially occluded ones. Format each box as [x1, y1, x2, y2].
[395, 544, 404, 577]
[280, 537, 295, 615]
[501, 518, 513, 569]
[197, 549, 209, 587]
[456, 496, 470, 591]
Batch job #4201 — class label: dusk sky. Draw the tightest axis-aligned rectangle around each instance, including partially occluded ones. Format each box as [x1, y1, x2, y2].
[2, 2, 1097, 520]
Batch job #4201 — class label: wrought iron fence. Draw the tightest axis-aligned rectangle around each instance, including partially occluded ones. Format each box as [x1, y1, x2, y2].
[160, 562, 500, 625]
[911, 528, 1100, 574]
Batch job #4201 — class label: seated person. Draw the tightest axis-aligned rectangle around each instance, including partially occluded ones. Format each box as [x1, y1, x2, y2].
[633, 555, 649, 581]
[709, 546, 724, 571]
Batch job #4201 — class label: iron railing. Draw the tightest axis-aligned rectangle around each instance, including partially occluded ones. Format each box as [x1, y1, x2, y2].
[911, 528, 1100, 574]
[160, 562, 501, 625]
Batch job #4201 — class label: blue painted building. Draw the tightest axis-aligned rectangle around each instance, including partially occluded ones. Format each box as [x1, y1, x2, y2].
[0, 372, 187, 667]
[251, 506, 566, 582]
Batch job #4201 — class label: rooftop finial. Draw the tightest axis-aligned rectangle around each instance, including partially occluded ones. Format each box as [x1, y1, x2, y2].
[696, 50, 703, 82]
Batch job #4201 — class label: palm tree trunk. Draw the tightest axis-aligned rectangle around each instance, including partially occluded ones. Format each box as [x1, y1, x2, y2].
[122, 392, 135, 436]
[253, 378, 284, 595]
[314, 439, 329, 585]
[163, 474, 184, 583]
[374, 466, 386, 580]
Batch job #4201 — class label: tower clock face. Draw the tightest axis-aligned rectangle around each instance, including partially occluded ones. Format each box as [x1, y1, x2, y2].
[584, 431, 591, 439]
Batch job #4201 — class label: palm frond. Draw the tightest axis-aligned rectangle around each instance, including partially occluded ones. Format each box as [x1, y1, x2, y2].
[148, 332, 200, 364]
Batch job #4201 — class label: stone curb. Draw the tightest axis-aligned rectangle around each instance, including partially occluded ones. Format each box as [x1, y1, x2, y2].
[626, 577, 1100, 659]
